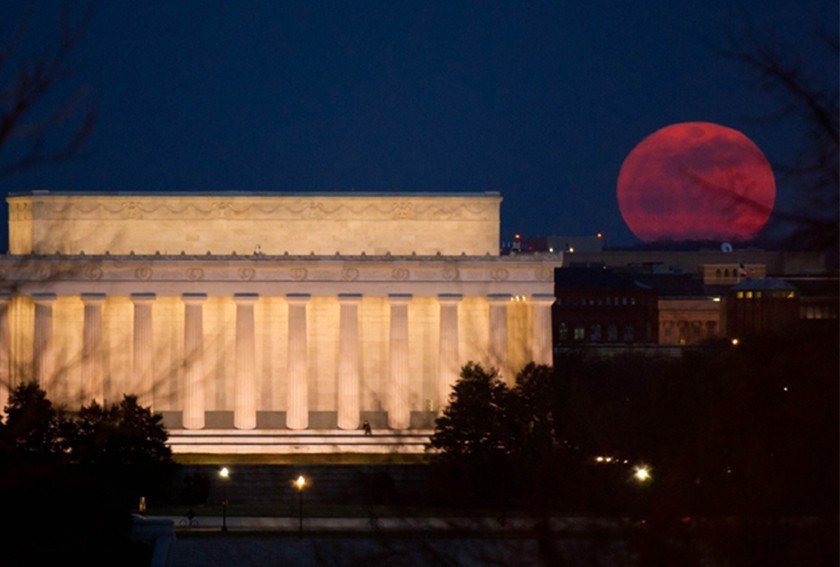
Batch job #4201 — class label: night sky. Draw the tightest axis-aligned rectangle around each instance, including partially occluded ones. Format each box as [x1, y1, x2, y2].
[1, 0, 836, 250]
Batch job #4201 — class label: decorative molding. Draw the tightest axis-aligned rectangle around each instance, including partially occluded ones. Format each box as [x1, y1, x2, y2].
[535, 268, 553, 281]
[84, 265, 103, 281]
[9, 201, 32, 221]
[238, 267, 256, 281]
[25, 197, 498, 222]
[442, 267, 460, 281]
[490, 268, 509, 281]
[0, 257, 563, 285]
[186, 268, 204, 281]
[135, 266, 153, 280]
[34, 267, 52, 281]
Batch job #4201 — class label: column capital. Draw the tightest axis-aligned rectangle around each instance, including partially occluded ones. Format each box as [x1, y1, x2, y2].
[286, 293, 311, 304]
[234, 293, 260, 305]
[182, 293, 207, 305]
[81, 293, 107, 305]
[388, 293, 412, 304]
[438, 293, 463, 304]
[31, 292, 57, 305]
[338, 293, 363, 305]
[131, 292, 157, 304]
[530, 294, 556, 306]
[487, 293, 512, 305]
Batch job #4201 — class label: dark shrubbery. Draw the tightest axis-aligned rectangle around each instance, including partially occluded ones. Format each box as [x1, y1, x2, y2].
[0, 384, 176, 565]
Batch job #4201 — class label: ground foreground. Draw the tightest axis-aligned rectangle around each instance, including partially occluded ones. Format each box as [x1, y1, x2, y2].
[143, 514, 837, 567]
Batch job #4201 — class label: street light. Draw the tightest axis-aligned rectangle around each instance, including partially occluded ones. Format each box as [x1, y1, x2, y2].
[634, 466, 651, 483]
[219, 467, 230, 532]
[294, 475, 307, 539]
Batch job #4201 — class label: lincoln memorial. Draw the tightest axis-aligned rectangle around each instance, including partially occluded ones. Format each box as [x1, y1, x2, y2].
[0, 192, 559, 453]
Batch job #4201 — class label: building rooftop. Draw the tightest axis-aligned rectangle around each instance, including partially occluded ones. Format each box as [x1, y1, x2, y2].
[731, 278, 796, 291]
[554, 267, 651, 290]
[13, 190, 501, 198]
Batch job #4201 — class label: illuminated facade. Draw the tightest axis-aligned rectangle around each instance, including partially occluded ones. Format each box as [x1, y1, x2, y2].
[0, 192, 559, 453]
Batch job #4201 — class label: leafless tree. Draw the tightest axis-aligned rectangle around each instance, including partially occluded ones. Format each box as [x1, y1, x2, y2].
[724, 23, 839, 255]
[0, 1, 97, 177]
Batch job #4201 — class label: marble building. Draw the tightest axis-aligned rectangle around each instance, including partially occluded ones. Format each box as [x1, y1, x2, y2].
[0, 192, 559, 452]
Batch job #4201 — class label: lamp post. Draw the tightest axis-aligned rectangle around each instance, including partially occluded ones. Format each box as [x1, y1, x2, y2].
[294, 475, 307, 539]
[219, 467, 230, 532]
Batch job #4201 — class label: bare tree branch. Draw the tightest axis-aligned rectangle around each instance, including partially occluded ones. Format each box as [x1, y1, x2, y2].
[723, 22, 839, 252]
[0, 0, 97, 177]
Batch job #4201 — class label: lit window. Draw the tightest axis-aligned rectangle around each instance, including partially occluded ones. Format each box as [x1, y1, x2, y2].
[745, 291, 753, 299]
[736, 292, 744, 299]
[558, 323, 568, 341]
[573, 324, 585, 341]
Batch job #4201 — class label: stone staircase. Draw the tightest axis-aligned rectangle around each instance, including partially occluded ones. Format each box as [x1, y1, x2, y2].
[168, 429, 434, 455]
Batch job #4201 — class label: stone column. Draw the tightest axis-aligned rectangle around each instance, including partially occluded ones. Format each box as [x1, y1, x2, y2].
[234, 293, 259, 430]
[437, 294, 462, 411]
[182, 293, 207, 430]
[286, 294, 310, 430]
[531, 294, 556, 366]
[0, 292, 10, 413]
[81, 293, 106, 404]
[32, 293, 56, 386]
[337, 294, 362, 430]
[487, 294, 511, 379]
[131, 293, 156, 408]
[388, 294, 412, 430]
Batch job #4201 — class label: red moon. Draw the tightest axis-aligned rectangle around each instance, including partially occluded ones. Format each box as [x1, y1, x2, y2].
[617, 122, 775, 242]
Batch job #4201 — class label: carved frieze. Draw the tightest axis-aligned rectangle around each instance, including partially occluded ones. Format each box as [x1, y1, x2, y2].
[21, 196, 498, 221]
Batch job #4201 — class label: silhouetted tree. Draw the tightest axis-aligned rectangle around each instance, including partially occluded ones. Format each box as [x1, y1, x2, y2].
[0, 380, 69, 461]
[72, 395, 172, 467]
[0, 383, 174, 566]
[428, 362, 516, 504]
[429, 362, 514, 461]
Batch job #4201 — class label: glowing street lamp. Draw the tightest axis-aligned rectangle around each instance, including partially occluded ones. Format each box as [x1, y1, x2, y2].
[219, 467, 230, 532]
[294, 475, 307, 539]
[634, 466, 651, 483]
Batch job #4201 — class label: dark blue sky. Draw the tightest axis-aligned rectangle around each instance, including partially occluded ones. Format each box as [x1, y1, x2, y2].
[1, 1, 836, 248]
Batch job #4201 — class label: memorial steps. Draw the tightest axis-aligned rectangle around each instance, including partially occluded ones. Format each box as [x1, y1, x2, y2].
[169, 429, 434, 455]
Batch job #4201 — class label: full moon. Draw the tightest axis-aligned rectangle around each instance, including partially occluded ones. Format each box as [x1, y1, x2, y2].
[617, 122, 775, 243]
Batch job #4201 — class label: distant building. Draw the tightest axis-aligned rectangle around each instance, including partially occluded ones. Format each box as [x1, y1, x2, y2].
[787, 276, 840, 323]
[725, 278, 800, 338]
[502, 234, 605, 255]
[632, 274, 724, 345]
[553, 267, 658, 351]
